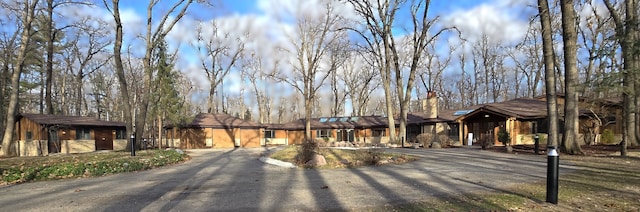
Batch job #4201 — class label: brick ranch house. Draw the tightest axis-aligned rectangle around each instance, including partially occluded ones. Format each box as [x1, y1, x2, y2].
[5, 113, 127, 156]
[163, 113, 265, 149]
[454, 95, 626, 147]
[163, 92, 459, 148]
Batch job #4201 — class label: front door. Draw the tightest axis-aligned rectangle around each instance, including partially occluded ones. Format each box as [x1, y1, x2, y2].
[94, 129, 114, 150]
[48, 128, 61, 153]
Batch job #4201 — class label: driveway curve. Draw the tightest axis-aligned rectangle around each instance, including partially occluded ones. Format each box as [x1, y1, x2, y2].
[0, 147, 550, 211]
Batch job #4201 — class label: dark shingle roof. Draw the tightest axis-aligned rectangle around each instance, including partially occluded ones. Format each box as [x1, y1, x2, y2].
[456, 98, 548, 120]
[269, 116, 391, 130]
[19, 113, 126, 127]
[189, 113, 263, 129]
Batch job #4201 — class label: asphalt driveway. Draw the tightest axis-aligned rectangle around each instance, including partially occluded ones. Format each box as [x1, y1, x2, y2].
[0, 147, 551, 211]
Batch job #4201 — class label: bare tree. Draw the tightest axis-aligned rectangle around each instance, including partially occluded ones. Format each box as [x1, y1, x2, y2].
[560, 0, 584, 155]
[456, 50, 475, 107]
[328, 38, 350, 117]
[2, 0, 39, 156]
[64, 18, 112, 116]
[603, 0, 639, 156]
[42, 0, 79, 114]
[103, 0, 134, 149]
[539, 0, 560, 150]
[349, 0, 451, 144]
[577, 2, 616, 98]
[0, 8, 22, 138]
[193, 20, 245, 114]
[274, 0, 348, 140]
[343, 51, 380, 116]
[135, 0, 194, 143]
[241, 54, 273, 123]
[417, 43, 455, 101]
[511, 24, 544, 98]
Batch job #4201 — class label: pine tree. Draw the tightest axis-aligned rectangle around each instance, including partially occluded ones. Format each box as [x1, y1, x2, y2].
[150, 40, 184, 148]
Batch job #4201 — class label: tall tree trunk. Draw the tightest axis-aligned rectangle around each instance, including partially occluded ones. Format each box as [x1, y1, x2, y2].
[157, 114, 163, 149]
[560, 0, 583, 155]
[628, 0, 639, 147]
[539, 0, 559, 148]
[45, 0, 54, 114]
[1, 27, 21, 137]
[603, 0, 638, 155]
[2, 0, 39, 156]
[106, 0, 134, 150]
[305, 94, 312, 141]
[75, 72, 83, 116]
[381, 58, 397, 144]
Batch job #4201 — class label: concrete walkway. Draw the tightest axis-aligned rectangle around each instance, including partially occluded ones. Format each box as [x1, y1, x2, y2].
[0, 147, 552, 211]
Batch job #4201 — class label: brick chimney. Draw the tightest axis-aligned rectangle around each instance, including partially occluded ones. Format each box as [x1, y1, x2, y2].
[422, 91, 438, 119]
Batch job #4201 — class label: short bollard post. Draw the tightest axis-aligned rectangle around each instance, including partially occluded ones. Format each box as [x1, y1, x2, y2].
[534, 134, 540, 155]
[130, 133, 136, 157]
[546, 146, 559, 204]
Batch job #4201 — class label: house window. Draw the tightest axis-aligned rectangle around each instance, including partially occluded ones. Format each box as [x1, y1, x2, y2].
[448, 123, 459, 137]
[372, 129, 386, 137]
[316, 129, 330, 138]
[537, 119, 549, 133]
[76, 128, 91, 140]
[25, 131, 33, 140]
[264, 130, 275, 138]
[115, 129, 126, 139]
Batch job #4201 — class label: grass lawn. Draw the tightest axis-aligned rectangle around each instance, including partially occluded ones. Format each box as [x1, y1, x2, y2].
[369, 154, 640, 211]
[0, 149, 190, 185]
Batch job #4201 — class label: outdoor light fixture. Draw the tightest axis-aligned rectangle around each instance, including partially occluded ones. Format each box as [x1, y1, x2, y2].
[484, 114, 490, 118]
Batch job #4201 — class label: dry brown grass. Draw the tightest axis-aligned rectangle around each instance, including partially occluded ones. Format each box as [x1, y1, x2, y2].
[269, 146, 417, 168]
[364, 153, 640, 211]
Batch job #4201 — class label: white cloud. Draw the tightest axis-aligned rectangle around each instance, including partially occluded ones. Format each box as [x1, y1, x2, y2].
[443, 0, 529, 44]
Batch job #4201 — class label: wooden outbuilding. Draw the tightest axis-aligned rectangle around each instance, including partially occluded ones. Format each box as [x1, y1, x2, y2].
[10, 113, 127, 156]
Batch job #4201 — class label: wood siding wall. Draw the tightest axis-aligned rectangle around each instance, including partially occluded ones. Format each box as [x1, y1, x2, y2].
[17, 118, 46, 140]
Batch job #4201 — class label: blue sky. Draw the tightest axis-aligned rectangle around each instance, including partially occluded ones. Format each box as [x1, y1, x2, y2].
[102, 0, 533, 113]
[118, 0, 495, 19]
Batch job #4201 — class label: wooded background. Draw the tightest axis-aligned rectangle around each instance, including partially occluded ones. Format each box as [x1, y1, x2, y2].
[0, 0, 638, 155]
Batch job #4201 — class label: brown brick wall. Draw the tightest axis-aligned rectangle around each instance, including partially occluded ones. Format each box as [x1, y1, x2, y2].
[240, 129, 261, 148]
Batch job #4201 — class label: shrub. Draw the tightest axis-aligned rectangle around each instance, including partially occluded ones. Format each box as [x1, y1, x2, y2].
[295, 140, 319, 165]
[438, 135, 454, 147]
[1, 149, 189, 184]
[497, 127, 510, 146]
[416, 133, 435, 147]
[601, 129, 616, 144]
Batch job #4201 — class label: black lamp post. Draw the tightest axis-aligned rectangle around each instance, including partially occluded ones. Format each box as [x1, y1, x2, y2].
[546, 145, 559, 204]
[130, 133, 136, 156]
[534, 134, 540, 154]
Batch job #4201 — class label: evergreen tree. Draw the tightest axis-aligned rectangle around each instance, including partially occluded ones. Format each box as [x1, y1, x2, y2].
[244, 109, 252, 121]
[150, 40, 184, 147]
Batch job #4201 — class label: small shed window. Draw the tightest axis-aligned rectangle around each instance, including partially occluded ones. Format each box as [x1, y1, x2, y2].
[115, 129, 126, 139]
[76, 128, 91, 140]
[316, 129, 330, 138]
[25, 131, 33, 140]
[264, 130, 275, 138]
